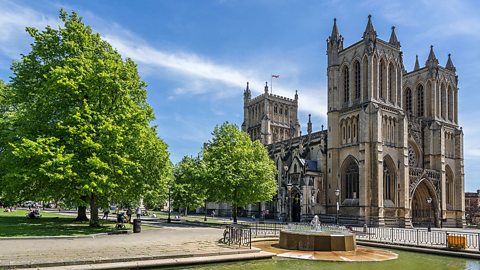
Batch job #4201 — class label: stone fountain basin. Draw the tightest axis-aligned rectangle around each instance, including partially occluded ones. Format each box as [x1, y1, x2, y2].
[279, 230, 356, 251]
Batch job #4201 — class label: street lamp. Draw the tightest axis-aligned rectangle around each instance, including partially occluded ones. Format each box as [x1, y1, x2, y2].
[335, 189, 340, 225]
[426, 197, 432, 232]
[167, 186, 172, 223]
[287, 183, 292, 222]
[204, 199, 207, 222]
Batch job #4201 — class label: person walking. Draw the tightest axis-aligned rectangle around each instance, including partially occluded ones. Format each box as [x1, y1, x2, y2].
[136, 207, 142, 220]
[126, 208, 132, 223]
[102, 208, 110, 220]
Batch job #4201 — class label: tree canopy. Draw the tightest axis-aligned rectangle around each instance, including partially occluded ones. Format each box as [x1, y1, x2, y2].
[171, 155, 207, 215]
[0, 10, 171, 226]
[203, 122, 276, 222]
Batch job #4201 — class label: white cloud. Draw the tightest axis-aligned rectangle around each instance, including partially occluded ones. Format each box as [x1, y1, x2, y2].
[376, 0, 480, 40]
[103, 33, 328, 119]
[0, 2, 58, 56]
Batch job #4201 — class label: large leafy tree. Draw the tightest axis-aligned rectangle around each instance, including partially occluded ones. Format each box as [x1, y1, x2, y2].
[0, 10, 171, 226]
[172, 155, 207, 215]
[203, 122, 276, 223]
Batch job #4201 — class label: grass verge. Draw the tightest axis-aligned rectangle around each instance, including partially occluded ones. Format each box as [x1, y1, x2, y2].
[0, 209, 132, 237]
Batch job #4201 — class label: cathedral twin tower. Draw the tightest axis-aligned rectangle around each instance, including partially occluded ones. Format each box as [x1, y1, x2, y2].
[242, 15, 464, 227]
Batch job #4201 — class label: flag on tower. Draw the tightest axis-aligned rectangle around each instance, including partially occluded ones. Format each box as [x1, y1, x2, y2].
[270, 75, 280, 94]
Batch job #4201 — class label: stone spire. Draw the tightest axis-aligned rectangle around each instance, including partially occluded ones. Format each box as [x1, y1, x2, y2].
[327, 17, 343, 66]
[362, 15, 377, 55]
[389, 26, 400, 48]
[446, 53, 456, 72]
[244, 81, 251, 100]
[307, 114, 312, 135]
[363, 15, 377, 40]
[331, 18, 340, 41]
[264, 81, 269, 94]
[414, 55, 420, 71]
[425, 45, 439, 68]
[294, 90, 298, 101]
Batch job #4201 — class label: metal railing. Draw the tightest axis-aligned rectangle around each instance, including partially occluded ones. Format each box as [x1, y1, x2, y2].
[351, 226, 480, 251]
[221, 225, 252, 248]
[222, 222, 480, 252]
[241, 222, 349, 238]
[233, 221, 480, 252]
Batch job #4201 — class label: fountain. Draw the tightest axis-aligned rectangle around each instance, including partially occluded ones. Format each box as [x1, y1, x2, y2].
[278, 215, 356, 251]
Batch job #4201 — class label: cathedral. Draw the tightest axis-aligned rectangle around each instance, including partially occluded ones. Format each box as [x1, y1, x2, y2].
[241, 16, 465, 228]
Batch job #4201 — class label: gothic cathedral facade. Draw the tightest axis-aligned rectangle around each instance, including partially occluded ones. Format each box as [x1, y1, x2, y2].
[242, 16, 465, 228]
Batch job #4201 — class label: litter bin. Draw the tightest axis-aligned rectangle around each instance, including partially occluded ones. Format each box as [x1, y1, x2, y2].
[133, 219, 141, 233]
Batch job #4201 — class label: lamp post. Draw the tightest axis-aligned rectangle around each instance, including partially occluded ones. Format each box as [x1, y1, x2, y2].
[287, 183, 292, 222]
[335, 189, 340, 225]
[426, 197, 432, 232]
[204, 199, 207, 222]
[284, 165, 289, 222]
[167, 186, 172, 223]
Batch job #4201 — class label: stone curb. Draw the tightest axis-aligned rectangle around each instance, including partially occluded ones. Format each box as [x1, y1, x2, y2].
[2, 248, 261, 269]
[0, 231, 134, 241]
[14, 251, 274, 270]
[357, 240, 480, 260]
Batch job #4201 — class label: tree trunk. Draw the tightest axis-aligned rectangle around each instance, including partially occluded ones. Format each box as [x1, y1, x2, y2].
[185, 206, 188, 216]
[233, 205, 238, 223]
[74, 196, 89, 222]
[89, 193, 100, 227]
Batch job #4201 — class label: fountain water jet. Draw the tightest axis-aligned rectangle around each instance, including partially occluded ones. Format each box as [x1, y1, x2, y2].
[279, 215, 356, 251]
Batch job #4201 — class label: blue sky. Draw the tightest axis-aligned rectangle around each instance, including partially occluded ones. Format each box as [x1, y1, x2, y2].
[0, 0, 479, 191]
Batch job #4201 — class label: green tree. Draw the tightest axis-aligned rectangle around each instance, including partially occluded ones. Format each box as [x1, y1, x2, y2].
[203, 122, 276, 223]
[172, 156, 206, 216]
[0, 10, 171, 226]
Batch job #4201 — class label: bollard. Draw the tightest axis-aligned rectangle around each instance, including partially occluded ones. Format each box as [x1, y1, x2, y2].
[133, 219, 141, 233]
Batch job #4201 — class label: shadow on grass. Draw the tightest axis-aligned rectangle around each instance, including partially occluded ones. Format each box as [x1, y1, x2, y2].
[0, 210, 129, 237]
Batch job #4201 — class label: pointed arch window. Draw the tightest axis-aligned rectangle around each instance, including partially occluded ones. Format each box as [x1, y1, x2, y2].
[441, 84, 446, 119]
[379, 59, 386, 100]
[417, 85, 424, 117]
[343, 66, 350, 103]
[354, 61, 361, 100]
[388, 63, 395, 103]
[383, 162, 395, 202]
[363, 57, 368, 99]
[446, 168, 454, 206]
[343, 159, 359, 200]
[405, 88, 412, 115]
[448, 87, 453, 121]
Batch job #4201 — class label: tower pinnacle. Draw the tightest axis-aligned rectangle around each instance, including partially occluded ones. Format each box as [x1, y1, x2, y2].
[363, 15, 377, 40]
[389, 26, 400, 48]
[425, 45, 439, 68]
[307, 114, 312, 135]
[446, 53, 456, 72]
[331, 18, 340, 40]
[414, 55, 420, 71]
[327, 17, 343, 50]
[243, 81, 251, 101]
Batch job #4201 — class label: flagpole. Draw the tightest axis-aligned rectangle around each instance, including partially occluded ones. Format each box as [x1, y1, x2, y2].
[271, 75, 273, 94]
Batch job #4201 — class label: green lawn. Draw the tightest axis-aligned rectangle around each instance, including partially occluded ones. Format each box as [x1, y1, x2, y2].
[0, 210, 131, 237]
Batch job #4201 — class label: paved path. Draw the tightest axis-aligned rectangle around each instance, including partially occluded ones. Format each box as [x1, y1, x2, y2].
[0, 226, 261, 269]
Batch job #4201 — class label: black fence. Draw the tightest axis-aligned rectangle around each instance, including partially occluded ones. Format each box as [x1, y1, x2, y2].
[221, 225, 252, 248]
[240, 222, 350, 238]
[351, 226, 480, 251]
[232, 221, 480, 252]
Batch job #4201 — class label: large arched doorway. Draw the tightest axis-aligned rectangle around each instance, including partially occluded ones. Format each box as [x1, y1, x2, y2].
[411, 179, 438, 227]
[291, 191, 301, 222]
